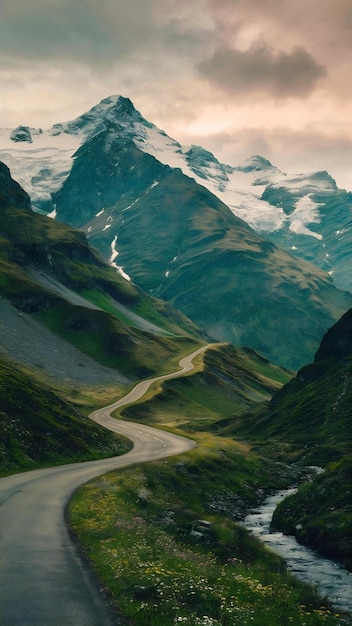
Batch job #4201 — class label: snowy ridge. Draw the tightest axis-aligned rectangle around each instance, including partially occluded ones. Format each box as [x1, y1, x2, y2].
[0, 94, 347, 282]
[0, 94, 331, 231]
[0, 127, 81, 211]
[0, 95, 337, 232]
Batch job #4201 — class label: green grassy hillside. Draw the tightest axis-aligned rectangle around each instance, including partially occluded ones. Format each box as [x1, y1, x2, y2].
[118, 343, 292, 432]
[236, 310, 352, 465]
[0, 355, 131, 475]
[0, 161, 204, 471]
[0, 162, 203, 382]
[218, 309, 352, 569]
[272, 458, 352, 571]
[68, 424, 338, 626]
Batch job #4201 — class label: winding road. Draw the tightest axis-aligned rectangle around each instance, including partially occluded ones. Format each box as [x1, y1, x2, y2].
[0, 346, 207, 626]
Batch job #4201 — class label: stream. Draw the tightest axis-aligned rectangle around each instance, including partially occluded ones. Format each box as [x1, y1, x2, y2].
[241, 487, 352, 616]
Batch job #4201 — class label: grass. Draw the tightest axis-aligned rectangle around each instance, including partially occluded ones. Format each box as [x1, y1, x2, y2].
[34, 302, 201, 379]
[79, 288, 199, 338]
[67, 341, 350, 624]
[272, 458, 352, 571]
[216, 355, 352, 464]
[116, 344, 292, 431]
[69, 453, 341, 626]
[0, 355, 132, 476]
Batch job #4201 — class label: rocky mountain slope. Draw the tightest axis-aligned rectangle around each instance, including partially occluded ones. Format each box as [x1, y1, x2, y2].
[228, 308, 352, 570]
[1, 98, 352, 369]
[248, 307, 352, 463]
[0, 161, 203, 381]
[272, 307, 352, 569]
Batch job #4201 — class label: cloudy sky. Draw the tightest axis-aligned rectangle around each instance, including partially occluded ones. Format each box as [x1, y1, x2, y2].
[1, 0, 352, 189]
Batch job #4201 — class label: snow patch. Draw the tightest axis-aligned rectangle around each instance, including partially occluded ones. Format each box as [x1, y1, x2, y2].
[110, 236, 131, 281]
[47, 208, 57, 219]
[122, 198, 139, 211]
[0, 129, 80, 211]
[288, 195, 323, 240]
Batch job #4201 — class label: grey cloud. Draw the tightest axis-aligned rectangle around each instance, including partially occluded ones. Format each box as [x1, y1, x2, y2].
[0, 0, 208, 70]
[0, 0, 157, 65]
[208, 0, 352, 53]
[197, 44, 326, 98]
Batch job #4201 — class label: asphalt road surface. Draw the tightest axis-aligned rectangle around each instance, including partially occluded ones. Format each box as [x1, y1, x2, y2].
[0, 346, 207, 626]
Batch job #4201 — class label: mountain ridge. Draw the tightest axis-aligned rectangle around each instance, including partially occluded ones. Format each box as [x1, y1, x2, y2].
[1, 153, 351, 583]
[1, 94, 351, 292]
[1, 98, 352, 368]
[0, 162, 298, 476]
[0, 161, 205, 379]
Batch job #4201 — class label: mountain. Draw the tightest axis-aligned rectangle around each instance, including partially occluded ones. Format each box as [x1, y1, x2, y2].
[1, 97, 352, 369]
[214, 307, 352, 569]
[0, 161, 203, 382]
[2, 96, 352, 292]
[243, 307, 352, 463]
[0, 160, 202, 473]
[261, 171, 352, 292]
[0, 162, 297, 474]
[268, 309, 352, 570]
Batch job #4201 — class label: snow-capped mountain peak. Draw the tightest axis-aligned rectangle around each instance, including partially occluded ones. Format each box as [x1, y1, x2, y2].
[48, 95, 145, 140]
[0, 95, 290, 225]
[235, 154, 274, 172]
[0, 94, 351, 292]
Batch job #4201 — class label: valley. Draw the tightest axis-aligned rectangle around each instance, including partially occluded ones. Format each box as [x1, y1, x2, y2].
[0, 96, 351, 625]
[0, 352, 200, 626]
[0, 345, 347, 626]
[242, 486, 352, 614]
[1, 97, 352, 369]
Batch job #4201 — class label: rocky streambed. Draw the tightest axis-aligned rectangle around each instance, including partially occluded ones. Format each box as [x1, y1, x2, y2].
[241, 486, 352, 617]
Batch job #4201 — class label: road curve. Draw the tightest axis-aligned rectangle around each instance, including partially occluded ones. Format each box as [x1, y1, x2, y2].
[0, 345, 207, 626]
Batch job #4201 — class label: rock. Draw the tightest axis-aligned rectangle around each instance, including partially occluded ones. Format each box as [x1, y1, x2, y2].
[189, 529, 205, 542]
[10, 126, 33, 143]
[0, 161, 31, 211]
[133, 585, 158, 601]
